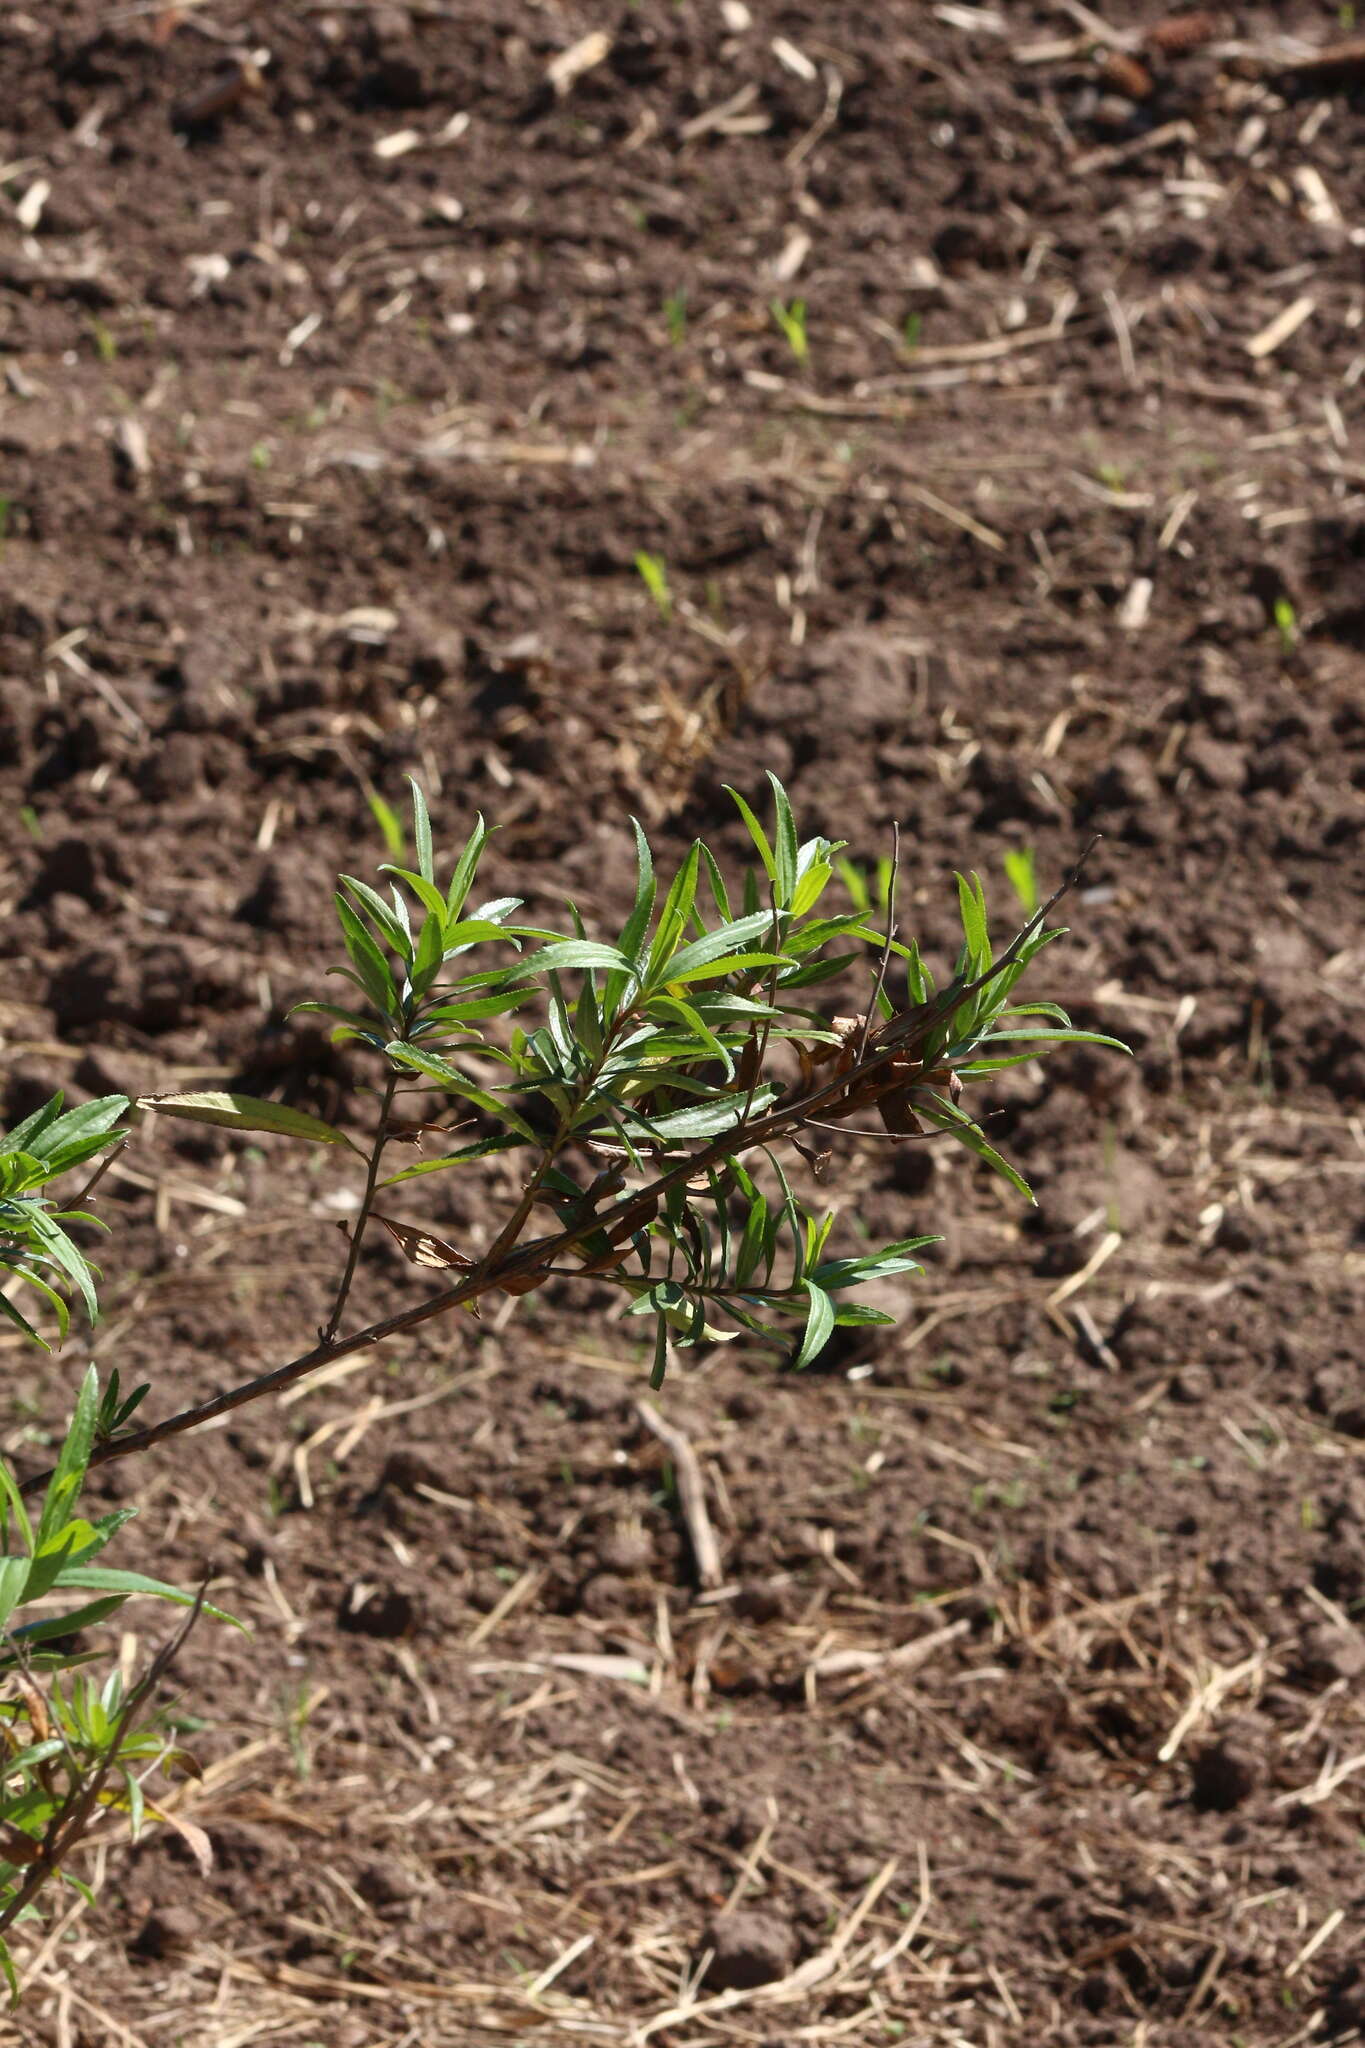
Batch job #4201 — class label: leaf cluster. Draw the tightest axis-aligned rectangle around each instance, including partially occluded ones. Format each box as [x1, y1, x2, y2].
[215, 775, 1127, 1388]
[0, 1101, 237, 1984]
[0, 1095, 126, 1350]
[0, 1364, 236, 1987]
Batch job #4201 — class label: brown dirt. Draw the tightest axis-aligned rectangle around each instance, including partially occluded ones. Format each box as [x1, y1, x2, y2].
[3, 1, 1365, 2042]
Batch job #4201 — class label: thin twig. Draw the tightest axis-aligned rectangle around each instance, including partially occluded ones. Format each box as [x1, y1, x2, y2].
[68, 1138, 128, 1214]
[323, 1073, 397, 1341]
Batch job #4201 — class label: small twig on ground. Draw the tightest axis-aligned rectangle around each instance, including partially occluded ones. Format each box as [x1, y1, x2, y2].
[635, 1403, 723, 1591]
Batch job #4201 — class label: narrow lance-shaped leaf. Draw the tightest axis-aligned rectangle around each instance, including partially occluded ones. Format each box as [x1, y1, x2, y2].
[36, 1364, 100, 1553]
[444, 813, 489, 922]
[724, 784, 776, 882]
[646, 842, 701, 982]
[768, 771, 799, 909]
[410, 775, 435, 884]
[383, 1042, 540, 1141]
[334, 893, 399, 1011]
[793, 1282, 835, 1369]
[661, 910, 781, 985]
[141, 1093, 361, 1152]
[11, 1094, 128, 1164]
[339, 876, 412, 960]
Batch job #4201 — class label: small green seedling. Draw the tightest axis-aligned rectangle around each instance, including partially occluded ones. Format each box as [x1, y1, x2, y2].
[1003, 847, 1040, 917]
[836, 854, 895, 916]
[365, 786, 406, 860]
[664, 290, 687, 347]
[87, 318, 117, 365]
[770, 298, 809, 366]
[1273, 596, 1298, 654]
[634, 550, 672, 621]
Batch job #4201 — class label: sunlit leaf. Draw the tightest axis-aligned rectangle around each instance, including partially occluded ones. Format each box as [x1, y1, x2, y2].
[141, 1093, 359, 1151]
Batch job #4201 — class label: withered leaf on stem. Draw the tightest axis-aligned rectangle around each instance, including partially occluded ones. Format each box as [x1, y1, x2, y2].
[372, 1213, 541, 1296]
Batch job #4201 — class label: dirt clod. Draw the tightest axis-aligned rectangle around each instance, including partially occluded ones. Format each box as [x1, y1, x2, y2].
[1190, 1732, 1261, 1813]
[702, 1908, 796, 1991]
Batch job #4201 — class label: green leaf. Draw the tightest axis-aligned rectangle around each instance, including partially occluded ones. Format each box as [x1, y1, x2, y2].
[380, 866, 447, 922]
[3, 1737, 66, 1774]
[917, 1094, 1033, 1202]
[40, 1131, 128, 1179]
[955, 870, 991, 971]
[503, 940, 629, 979]
[410, 909, 445, 995]
[0, 1462, 34, 1555]
[793, 1283, 835, 1369]
[647, 997, 734, 1077]
[18, 1095, 127, 1165]
[365, 785, 405, 859]
[661, 911, 778, 985]
[444, 814, 490, 921]
[288, 1001, 386, 1045]
[699, 843, 732, 924]
[0, 1273, 61, 1349]
[12, 1594, 124, 1645]
[417, 991, 527, 1024]
[439, 918, 515, 954]
[3, 1095, 68, 1155]
[383, 1043, 540, 1140]
[646, 843, 701, 981]
[51, 1567, 241, 1627]
[379, 1133, 531, 1185]
[768, 772, 798, 908]
[410, 777, 435, 884]
[669, 950, 789, 987]
[339, 876, 412, 961]
[967, 1027, 1131, 1055]
[36, 1364, 100, 1553]
[724, 785, 776, 882]
[649, 1316, 669, 1391]
[22, 1209, 97, 1323]
[734, 1193, 770, 1288]
[617, 818, 657, 968]
[1003, 846, 1039, 915]
[616, 1090, 776, 1143]
[0, 1557, 30, 1631]
[791, 859, 833, 919]
[335, 893, 399, 1011]
[120, 1767, 146, 1843]
[141, 1093, 358, 1150]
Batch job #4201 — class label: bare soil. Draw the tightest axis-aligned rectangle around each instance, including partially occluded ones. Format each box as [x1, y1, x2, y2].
[3, 2, 1365, 2042]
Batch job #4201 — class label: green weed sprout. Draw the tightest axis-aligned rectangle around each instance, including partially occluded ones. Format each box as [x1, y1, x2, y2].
[1273, 596, 1298, 654]
[1003, 848, 1040, 917]
[770, 298, 809, 366]
[634, 550, 672, 621]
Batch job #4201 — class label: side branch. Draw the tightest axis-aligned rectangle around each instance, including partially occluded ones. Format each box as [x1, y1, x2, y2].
[22, 842, 1095, 1496]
